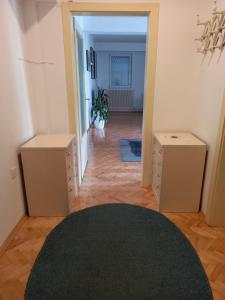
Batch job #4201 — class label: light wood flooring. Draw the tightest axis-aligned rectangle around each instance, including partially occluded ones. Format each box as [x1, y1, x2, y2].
[0, 112, 225, 300]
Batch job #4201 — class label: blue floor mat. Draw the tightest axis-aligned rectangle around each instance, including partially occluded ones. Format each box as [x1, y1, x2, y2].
[119, 139, 142, 162]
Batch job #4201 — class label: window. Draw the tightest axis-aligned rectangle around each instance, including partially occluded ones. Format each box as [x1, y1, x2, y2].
[110, 55, 132, 88]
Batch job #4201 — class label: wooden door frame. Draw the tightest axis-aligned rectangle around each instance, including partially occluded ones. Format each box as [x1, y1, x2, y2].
[75, 21, 88, 137]
[62, 3, 160, 187]
[206, 87, 225, 226]
[73, 21, 88, 184]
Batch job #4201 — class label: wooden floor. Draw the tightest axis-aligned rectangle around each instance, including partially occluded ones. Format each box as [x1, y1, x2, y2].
[0, 112, 225, 299]
[71, 112, 156, 212]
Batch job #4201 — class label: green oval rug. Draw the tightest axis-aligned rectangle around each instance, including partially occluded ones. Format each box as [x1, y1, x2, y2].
[25, 204, 212, 300]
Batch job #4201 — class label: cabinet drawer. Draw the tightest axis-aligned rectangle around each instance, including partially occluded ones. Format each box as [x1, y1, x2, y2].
[68, 185, 75, 210]
[155, 184, 161, 200]
[66, 162, 73, 175]
[66, 146, 72, 158]
[68, 181, 74, 193]
[67, 173, 73, 184]
[152, 139, 163, 203]
[66, 154, 72, 168]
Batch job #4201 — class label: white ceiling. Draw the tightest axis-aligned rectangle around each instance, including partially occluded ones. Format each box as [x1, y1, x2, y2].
[75, 16, 148, 35]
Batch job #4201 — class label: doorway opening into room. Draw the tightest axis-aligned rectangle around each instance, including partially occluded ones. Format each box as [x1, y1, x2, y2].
[62, 3, 159, 209]
[73, 15, 148, 192]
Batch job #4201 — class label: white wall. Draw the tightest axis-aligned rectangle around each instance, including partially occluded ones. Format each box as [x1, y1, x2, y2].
[0, 0, 35, 246]
[22, 0, 69, 134]
[152, 0, 200, 132]
[96, 46, 146, 111]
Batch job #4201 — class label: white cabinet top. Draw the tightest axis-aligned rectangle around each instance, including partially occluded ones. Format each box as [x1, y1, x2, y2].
[154, 132, 206, 146]
[21, 134, 75, 150]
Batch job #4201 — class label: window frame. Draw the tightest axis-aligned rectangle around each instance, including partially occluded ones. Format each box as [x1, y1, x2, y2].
[109, 53, 132, 89]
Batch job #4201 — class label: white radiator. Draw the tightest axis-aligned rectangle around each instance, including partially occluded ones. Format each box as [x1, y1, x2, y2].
[107, 89, 134, 112]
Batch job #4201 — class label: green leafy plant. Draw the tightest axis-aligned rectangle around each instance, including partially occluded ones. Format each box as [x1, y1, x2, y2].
[91, 88, 109, 122]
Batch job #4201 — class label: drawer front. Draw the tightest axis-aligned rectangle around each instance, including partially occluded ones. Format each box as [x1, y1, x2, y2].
[152, 137, 163, 201]
[67, 170, 78, 193]
[66, 162, 74, 180]
[66, 142, 78, 168]
[155, 146, 163, 160]
[155, 184, 161, 201]
[67, 184, 75, 210]
[72, 139, 77, 156]
[66, 171, 73, 186]
[66, 140, 78, 196]
[66, 146, 73, 169]
[65, 142, 77, 174]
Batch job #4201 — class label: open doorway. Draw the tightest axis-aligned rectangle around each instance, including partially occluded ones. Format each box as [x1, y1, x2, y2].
[73, 15, 147, 189]
[62, 3, 159, 203]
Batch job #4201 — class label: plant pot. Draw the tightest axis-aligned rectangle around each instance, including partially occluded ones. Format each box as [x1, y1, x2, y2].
[94, 114, 105, 129]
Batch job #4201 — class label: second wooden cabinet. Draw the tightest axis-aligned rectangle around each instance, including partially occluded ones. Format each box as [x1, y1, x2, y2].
[152, 132, 207, 213]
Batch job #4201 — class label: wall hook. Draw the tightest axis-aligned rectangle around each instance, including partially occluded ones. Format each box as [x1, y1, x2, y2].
[195, 0, 225, 55]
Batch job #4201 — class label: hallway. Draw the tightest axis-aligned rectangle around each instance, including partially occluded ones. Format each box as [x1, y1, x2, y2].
[72, 112, 157, 212]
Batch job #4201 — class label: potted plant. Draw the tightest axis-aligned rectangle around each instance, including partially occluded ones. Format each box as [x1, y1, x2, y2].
[91, 88, 109, 129]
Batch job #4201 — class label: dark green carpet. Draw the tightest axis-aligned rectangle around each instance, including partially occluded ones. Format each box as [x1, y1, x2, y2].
[25, 204, 212, 300]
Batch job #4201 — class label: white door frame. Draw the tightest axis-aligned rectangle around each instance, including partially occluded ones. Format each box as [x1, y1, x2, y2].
[62, 3, 160, 187]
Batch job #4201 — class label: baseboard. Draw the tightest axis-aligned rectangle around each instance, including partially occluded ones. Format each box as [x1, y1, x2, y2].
[0, 215, 27, 257]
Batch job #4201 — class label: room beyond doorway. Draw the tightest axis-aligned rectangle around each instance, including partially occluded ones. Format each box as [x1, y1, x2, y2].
[73, 14, 148, 185]
[71, 112, 157, 211]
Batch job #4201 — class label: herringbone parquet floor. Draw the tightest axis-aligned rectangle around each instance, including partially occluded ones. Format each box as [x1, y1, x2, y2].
[0, 112, 225, 300]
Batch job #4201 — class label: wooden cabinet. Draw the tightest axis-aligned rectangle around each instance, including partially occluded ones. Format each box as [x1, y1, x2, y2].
[152, 133, 207, 212]
[21, 135, 78, 216]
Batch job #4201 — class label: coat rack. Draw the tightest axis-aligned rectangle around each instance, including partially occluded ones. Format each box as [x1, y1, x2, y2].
[196, 1, 225, 54]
